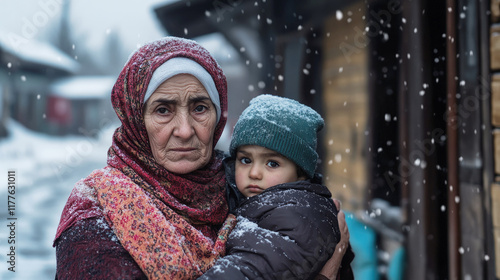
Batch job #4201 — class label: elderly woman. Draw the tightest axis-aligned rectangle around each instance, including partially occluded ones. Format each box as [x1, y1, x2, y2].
[54, 37, 349, 280]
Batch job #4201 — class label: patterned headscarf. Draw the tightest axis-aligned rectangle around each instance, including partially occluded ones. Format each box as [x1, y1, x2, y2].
[107, 36, 229, 230]
[55, 37, 235, 280]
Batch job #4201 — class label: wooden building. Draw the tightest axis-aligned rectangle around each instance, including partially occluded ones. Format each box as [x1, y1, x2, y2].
[47, 76, 116, 136]
[0, 37, 79, 135]
[155, 0, 500, 278]
[490, 1, 500, 279]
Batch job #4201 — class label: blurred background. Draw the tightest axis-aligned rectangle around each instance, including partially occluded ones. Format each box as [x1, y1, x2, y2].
[1, 0, 500, 279]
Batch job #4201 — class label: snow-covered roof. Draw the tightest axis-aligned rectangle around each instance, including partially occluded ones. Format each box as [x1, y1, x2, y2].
[50, 76, 116, 99]
[0, 33, 79, 73]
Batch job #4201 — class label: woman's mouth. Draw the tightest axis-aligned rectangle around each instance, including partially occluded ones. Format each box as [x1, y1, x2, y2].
[170, 147, 196, 152]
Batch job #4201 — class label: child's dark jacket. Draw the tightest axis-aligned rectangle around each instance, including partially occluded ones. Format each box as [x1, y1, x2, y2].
[199, 158, 345, 280]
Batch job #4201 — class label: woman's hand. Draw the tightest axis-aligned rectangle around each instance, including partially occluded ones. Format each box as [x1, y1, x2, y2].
[317, 199, 350, 280]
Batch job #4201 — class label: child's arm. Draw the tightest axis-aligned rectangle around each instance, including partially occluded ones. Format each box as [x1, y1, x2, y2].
[199, 217, 300, 279]
[199, 187, 341, 280]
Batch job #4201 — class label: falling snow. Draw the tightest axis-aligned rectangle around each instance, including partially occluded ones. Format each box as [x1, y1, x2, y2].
[336, 10, 343, 20]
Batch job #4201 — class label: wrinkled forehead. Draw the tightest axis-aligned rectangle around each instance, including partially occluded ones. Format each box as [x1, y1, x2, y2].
[142, 57, 221, 123]
[145, 74, 210, 104]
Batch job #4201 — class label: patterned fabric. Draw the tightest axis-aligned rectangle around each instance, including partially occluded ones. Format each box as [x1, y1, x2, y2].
[57, 168, 236, 279]
[55, 37, 235, 279]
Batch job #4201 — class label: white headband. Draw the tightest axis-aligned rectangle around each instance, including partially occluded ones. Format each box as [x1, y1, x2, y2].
[143, 57, 221, 123]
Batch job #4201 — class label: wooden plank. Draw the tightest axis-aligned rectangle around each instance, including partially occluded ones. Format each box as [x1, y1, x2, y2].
[492, 183, 500, 228]
[322, 1, 368, 213]
[459, 183, 486, 279]
[491, 24, 500, 70]
[493, 74, 500, 126]
[493, 0, 500, 23]
[325, 177, 364, 211]
[496, 228, 500, 279]
[495, 130, 500, 175]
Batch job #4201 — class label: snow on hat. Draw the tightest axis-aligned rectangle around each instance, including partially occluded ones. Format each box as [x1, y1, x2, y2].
[143, 57, 221, 123]
[230, 94, 324, 178]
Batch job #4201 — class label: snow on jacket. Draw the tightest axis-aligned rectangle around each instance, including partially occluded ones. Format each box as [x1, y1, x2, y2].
[199, 176, 341, 280]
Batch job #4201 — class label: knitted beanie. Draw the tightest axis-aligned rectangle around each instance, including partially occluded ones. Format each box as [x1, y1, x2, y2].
[230, 94, 324, 178]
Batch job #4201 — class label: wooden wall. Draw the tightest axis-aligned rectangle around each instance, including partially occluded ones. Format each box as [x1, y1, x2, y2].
[321, 1, 368, 212]
[490, 1, 500, 276]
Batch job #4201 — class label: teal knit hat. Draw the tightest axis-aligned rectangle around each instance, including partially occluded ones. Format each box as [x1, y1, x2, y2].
[230, 94, 324, 178]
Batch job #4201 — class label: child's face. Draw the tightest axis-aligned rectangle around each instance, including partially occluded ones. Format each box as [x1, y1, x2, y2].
[235, 145, 306, 197]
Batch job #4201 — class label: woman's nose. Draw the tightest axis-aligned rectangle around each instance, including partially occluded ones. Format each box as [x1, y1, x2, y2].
[172, 113, 195, 139]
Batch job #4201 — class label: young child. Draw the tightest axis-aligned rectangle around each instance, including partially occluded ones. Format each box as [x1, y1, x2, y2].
[200, 94, 354, 280]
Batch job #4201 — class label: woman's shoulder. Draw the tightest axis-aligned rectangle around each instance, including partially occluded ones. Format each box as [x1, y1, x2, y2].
[67, 167, 128, 200]
[85, 166, 126, 181]
[55, 217, 147, 280]
[54, 166, 125, 243]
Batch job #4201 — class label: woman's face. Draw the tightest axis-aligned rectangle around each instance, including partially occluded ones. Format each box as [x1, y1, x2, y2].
[144, 74, 218, 174]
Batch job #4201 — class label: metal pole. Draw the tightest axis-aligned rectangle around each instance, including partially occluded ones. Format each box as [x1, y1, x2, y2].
[445, 0, 461, 279]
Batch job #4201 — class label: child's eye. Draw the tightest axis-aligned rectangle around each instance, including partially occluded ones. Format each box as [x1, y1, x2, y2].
[239, 157, 252, 165]
[267, 161, 279, 168]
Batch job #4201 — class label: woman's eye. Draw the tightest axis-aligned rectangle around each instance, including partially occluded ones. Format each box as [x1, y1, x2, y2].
[156, 107, 169, 114]
[194, 105, 208, 113]
[267, 161, 279, 168]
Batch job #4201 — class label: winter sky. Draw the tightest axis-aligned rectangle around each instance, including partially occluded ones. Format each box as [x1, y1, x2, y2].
[0, 0, 238, 72]
[0, 0, 174, 55]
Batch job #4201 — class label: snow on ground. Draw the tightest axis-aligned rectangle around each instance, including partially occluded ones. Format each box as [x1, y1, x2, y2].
[0, 119, 118, 279]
